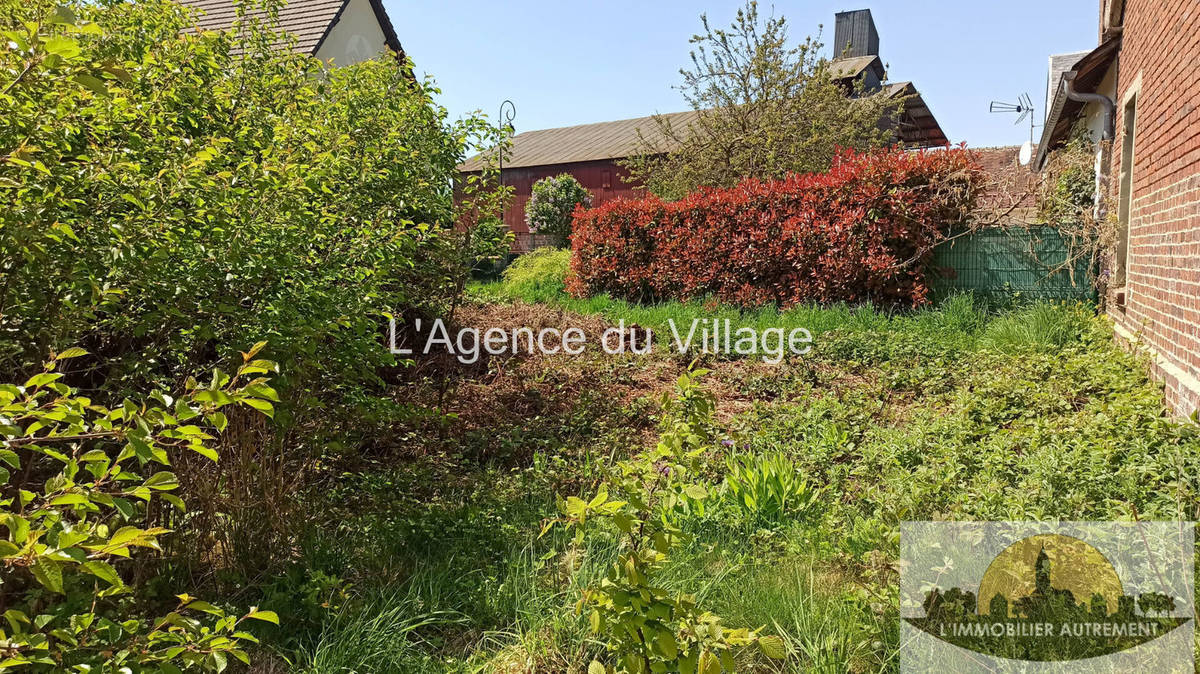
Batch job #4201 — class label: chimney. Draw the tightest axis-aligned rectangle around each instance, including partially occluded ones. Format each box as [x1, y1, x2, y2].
[833, 9, 880, 59]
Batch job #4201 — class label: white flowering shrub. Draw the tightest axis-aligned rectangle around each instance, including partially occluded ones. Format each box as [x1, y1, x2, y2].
[524, 174, 592, 239]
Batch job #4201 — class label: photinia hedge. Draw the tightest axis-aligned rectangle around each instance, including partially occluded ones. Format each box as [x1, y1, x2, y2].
[568, 148, 984, 307]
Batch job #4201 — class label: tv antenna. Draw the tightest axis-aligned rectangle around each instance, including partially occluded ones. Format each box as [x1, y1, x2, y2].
[990, 93, 1039, 148]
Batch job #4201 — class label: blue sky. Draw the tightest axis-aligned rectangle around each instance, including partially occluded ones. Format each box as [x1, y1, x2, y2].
[387, 0, 1099, 149]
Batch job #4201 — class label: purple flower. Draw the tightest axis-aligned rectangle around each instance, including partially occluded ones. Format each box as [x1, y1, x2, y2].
[721, 439, 734, 448]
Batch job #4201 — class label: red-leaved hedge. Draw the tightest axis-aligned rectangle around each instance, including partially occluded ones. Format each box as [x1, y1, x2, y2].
[567, 148, 984, 307]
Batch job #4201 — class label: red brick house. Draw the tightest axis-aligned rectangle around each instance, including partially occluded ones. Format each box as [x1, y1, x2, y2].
[459, 9, 948, 253]
[1037, 0, 1200, 418]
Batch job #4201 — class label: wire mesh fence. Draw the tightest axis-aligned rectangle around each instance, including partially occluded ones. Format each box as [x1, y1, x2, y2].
[928, 226, 1096, 304]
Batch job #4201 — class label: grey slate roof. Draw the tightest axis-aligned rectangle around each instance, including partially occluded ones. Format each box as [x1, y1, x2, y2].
[1045, 50, 1090, 118]
[458, 111, 701, 172]
[1035, 37, 1121, 170]
[176, 0, 402, 57]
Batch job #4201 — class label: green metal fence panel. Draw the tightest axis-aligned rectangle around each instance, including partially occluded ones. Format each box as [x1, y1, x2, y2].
[929, 227, 1096, 303]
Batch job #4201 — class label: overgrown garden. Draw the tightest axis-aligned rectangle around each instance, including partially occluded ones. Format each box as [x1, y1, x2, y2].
[2, 0, 1196, 672]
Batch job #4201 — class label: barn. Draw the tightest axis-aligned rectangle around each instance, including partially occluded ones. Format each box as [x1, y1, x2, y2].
[459, 9, 949, 253]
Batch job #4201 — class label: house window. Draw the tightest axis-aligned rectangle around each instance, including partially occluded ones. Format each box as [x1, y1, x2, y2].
[1115, 93, 1137, 290]
[602, 170, 612, 190]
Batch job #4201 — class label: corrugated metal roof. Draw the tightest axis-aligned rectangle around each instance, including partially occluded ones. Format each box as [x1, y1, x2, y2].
[458, 111, 700, 172]
[175, 0, 403, 57]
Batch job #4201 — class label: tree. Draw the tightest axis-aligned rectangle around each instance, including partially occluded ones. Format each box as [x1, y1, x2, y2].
[623, 1, 905, 200]
[0, 0, 507, 589]
[525, 173, 592, 240]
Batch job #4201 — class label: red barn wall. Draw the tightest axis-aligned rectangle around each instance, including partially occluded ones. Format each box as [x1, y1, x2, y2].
[499, 159, 643, 251]
[1109, 0, 1200, 418]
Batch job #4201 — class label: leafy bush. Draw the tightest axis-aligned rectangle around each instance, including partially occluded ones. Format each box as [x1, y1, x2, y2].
[551, 369, 785, 673]
[500, 248, 571, 301]
[570, 148, 984, 308]
[0, 0, 501, 409]
[0, 0, 507, 588]
[0, 347, 279, 670]
[525, 173, 592, 239]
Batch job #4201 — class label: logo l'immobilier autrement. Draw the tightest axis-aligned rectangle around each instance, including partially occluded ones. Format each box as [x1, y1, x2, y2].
[900, 521, 1194, 672]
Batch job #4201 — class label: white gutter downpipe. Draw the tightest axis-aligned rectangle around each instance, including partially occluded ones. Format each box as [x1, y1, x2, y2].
[1061, 72, 1115, 230]
[1063, 71, 1115, 140]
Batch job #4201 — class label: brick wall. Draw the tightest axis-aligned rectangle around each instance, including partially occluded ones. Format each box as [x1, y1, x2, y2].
[1108, 0, 1200, 418]
[973, 146, 1038, 224]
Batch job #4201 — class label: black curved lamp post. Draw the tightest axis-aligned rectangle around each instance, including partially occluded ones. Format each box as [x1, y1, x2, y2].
[497, 99, 516, 178]
[497, 100, 516, 234]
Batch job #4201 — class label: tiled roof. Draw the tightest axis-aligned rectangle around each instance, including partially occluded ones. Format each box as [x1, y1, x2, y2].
[885, 82, 950, 148]
[176, 0, 402, 57]
[830, 55, 883, 80]
[458, 111, 700, 172]
[973, 145, 1038, 224]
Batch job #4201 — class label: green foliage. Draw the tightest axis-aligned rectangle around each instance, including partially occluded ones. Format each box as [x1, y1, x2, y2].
[0, 347, 279, 671]
[624, 1, 905, 200]
[1038, 126, 1098, 228]
[499, 248, 572, 302]
[551, 369, 785, 673]
[0, 0, 502, 412]
[1035, 123, 1114, 294]
[979, 301, 1091, 353]
[249, 297, 1198, 670]
[525, 173, 591, 238]
[294, 588, 461, 674]
[722, 451, 821, 527]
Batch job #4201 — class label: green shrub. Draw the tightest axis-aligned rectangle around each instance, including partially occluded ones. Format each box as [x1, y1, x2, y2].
[0, 347, 279, 670]
[0, 0, 510, 658]
[0, 0, 502, 412]
[500, 247, 571, 301]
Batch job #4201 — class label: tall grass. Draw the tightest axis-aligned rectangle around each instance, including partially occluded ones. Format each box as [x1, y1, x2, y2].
[978, 301, 1092, 352]
[712, 558, 889, 673]
[476, 257, 1096, 357]
[293, 588, 463, 673]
